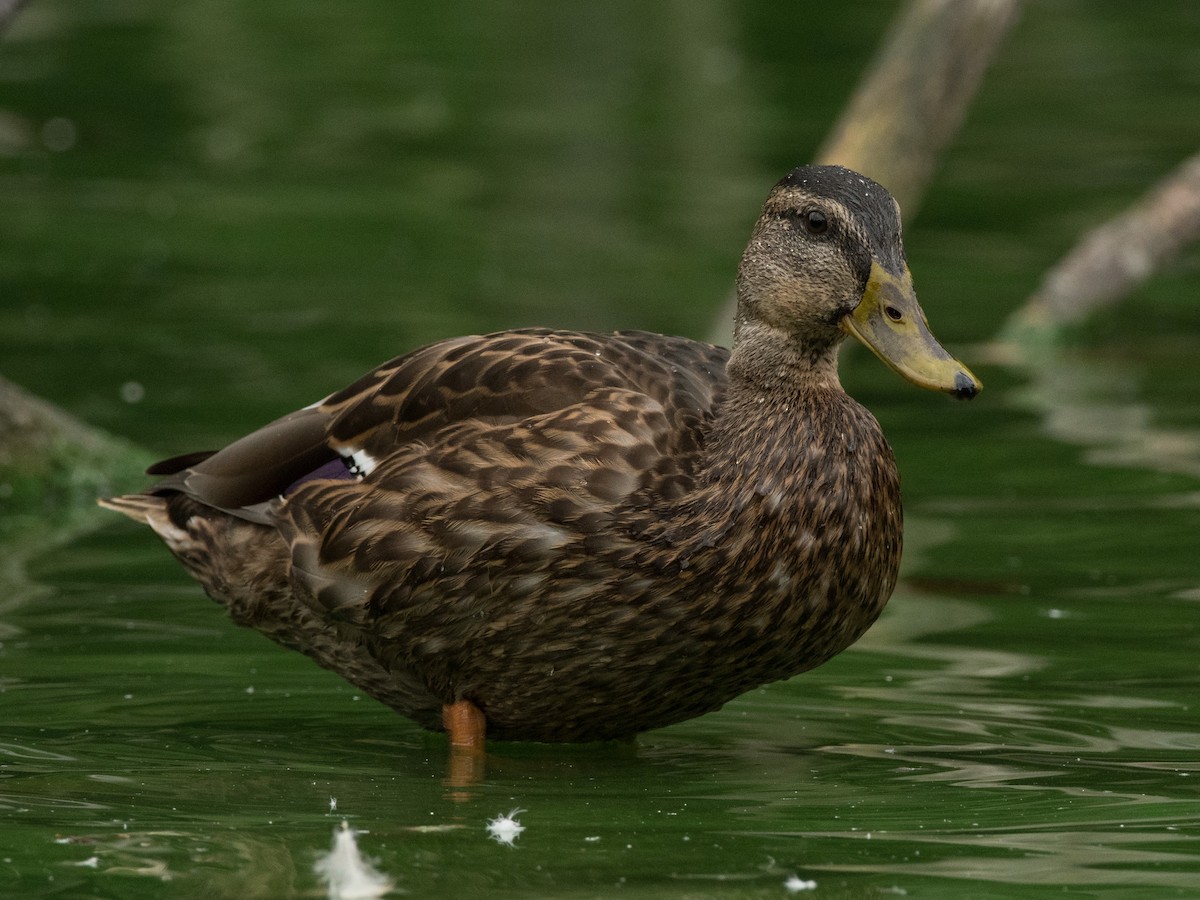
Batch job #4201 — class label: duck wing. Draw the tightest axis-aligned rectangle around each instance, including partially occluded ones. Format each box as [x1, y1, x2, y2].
[147, 328, 729, 525]
[266, 328, 728, 631]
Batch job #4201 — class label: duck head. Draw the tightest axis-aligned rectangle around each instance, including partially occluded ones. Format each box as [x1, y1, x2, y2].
[734, 165, 980, 399]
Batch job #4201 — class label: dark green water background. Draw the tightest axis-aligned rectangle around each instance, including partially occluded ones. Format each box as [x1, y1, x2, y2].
[3, 1, 1200, 896]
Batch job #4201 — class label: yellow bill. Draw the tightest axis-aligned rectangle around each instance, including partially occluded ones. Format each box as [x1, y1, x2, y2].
[841, 262, 981, 399]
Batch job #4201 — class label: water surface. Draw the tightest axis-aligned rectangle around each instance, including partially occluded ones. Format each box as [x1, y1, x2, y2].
[3, 1, 1200, 896]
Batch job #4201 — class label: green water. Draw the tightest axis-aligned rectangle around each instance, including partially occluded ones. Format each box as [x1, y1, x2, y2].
[4, 1, 1200, 896]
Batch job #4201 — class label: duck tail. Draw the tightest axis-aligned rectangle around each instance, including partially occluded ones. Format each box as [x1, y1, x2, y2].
[97, 493, 158, 524]
[97, 493, 194, 551]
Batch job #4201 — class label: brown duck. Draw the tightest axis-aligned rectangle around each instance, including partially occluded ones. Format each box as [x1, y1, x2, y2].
[101, 165, 979, 749]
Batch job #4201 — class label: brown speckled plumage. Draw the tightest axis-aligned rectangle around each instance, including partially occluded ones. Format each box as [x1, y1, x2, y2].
[101, 166, 978, 743]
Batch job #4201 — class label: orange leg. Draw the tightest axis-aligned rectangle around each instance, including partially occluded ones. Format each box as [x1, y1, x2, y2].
[442, 698, 487, 752]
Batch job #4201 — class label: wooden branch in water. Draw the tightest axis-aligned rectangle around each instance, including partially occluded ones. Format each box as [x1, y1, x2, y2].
[816, 0, 1023, 215]
[0, 375, 151, 523]
[1006, 149, 1200, 336]
[0, 0, 28, 35]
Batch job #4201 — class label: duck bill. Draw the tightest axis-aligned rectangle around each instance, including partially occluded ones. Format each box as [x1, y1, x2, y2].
[841, 262, 981, 399]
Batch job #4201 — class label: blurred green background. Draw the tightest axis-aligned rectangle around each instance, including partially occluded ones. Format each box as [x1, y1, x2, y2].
[3, 1, 1200, 897]
[2, 0, 1196, 447]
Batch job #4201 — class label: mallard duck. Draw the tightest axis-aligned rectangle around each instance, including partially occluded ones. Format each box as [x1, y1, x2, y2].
[101, 165, 979, 748]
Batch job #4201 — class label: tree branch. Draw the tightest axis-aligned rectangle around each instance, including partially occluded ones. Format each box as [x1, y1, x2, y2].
[1004, 149, 1200, 338]
[0, 375, 151, 534]
[0, 0, 28, 35]
[817, 0, 1022, 215]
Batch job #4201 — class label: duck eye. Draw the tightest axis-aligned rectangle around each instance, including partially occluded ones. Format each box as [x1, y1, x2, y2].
[802, 210, 828, 235]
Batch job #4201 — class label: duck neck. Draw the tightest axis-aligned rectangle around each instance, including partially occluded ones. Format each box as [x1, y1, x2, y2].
[725, 319, 844, 404]
[698, 321, 852, 495]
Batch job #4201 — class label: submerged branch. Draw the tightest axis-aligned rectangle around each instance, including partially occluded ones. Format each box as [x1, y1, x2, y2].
[816, 0, 1022, 215]
[1005, 149, 1200, 339]
[0, 375, 152, 542]
[0, 0, 27, 35]
[0, 375, 150, 596]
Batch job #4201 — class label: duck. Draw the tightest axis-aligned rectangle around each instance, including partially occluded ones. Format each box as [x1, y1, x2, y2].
[100, 165, 980, 750]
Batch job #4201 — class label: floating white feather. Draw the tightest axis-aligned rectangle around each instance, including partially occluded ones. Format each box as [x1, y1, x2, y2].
[314, 821, 393, 899]
[486, 809, 526, 846]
